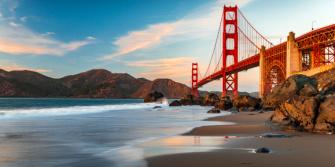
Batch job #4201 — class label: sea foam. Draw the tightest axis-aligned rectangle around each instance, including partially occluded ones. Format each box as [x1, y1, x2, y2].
[0, 102, 167, 118]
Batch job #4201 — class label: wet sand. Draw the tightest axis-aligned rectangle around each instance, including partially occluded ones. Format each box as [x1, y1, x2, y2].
[146, 111, 335, 167]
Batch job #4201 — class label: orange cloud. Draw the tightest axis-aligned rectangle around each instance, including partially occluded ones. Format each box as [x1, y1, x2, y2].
[1, 64, 50, 73]
[0, 19, 95, 56]
[0, 39, 54, 55]
[126, 57, 196, 84]
[102, 23, 176, 60]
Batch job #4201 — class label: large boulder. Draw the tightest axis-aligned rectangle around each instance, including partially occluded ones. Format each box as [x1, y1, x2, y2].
[233, 95, 261, 112]
[144, 91, 164, 103]
[263, 75, 317, 109]
[215, 96, 233, 110]
[314, 95, 335, 132]
[169, 100, 182, 106]
[271, 95, 320, 131]
[203, 93, 220, 106]
[268, 71, 335, 133]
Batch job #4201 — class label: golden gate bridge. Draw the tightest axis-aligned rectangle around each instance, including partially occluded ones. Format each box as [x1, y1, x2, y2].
[191, 5, 335, 97]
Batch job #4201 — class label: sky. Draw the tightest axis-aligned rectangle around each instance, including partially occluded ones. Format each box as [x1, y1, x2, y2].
[0, 0, 335, 92]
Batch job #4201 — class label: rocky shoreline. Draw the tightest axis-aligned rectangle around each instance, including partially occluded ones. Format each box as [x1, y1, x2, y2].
[144, 68, 335, 134]
[169, 93, 262, 113]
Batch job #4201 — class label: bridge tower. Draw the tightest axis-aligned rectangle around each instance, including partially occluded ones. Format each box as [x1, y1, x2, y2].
[191, 63, 199, 97]
[222, 5, 238, 97]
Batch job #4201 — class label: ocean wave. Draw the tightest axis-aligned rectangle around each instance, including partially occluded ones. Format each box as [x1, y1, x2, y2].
[0, 102, 167, 118]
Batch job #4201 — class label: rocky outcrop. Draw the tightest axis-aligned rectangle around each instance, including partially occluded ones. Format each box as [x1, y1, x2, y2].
[263, 74, 317, 109]
[179, 94, 203, 105]
[214, 96, 233, 110]
[272, 95, 320, 130]
[269, 70, 335, 133]
[233, 95, 261, 112]
[207, 108, 221, 113]
[144, 91, 164, 103]
[169, 100, 182, 106]
[203, 93, 220, 106]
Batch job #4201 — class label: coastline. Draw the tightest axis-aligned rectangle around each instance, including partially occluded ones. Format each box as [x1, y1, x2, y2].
[146, 111, 335, 167]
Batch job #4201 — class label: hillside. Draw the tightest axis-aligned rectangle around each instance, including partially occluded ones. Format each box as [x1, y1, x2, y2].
[0, 69, 190, 98]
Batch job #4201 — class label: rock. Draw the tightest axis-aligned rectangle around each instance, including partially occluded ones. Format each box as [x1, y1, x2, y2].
[268, 71, 335, 133]
[153, 106, 162, 109]
[214, 96, 233, 110]
[144, 91, 164, 103]
[179, 94, 203, 105]
[272, 95, 320, 131]
[271, 107, 289, 123]
[203, 93, 220, 106]
[319, 82, 335, 95]
[314, 95, 335, 132]
[255, 147, 271, 153]
[314, 68, 335, 95]
[299, 83, 318, 96]
[169, 100, 182, 106]
[263, 74, 317, 109]
[260, 133, 290, 138]
[207, 108, 221, 113]
[232, 95, 261, 112]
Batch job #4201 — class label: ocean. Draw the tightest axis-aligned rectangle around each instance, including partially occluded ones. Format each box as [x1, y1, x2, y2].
[0, 98, 230, 167]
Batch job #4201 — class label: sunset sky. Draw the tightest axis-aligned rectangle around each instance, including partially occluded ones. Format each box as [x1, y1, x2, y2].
[1, 0, 335, 92]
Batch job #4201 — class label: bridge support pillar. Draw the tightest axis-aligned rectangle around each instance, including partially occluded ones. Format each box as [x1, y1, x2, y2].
[259, 46, 266, 98]
[310, 50, 316, 69]
[222, 5, 238, 97]
[286, 32, 302, 77]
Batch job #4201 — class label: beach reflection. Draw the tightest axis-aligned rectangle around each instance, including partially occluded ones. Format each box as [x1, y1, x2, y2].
[140, 136, 238, 158]
[0, 145, 18, 163]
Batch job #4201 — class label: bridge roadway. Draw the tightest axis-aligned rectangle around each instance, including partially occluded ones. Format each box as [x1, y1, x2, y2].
[196, 54, 260, 88]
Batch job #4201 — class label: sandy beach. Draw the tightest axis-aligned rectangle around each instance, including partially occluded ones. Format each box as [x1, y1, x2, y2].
[147, 111, 335, 167]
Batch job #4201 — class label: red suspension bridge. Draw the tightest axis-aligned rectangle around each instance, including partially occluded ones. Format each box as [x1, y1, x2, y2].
[191, 5, 335, 97]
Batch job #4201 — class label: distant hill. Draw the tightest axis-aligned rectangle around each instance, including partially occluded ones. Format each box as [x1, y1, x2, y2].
[0, 69, 191, 98]
[132, 78, 191, 98]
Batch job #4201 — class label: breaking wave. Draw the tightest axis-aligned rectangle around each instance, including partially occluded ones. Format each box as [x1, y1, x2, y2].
[0, 102, 167, 118]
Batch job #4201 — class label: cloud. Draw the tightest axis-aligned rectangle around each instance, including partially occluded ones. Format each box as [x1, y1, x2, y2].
[9, 21, 19, 27]
[0, 23, 95, 56]
[60, 38, 94, 51]
[0, 62, 50, 73]
[41, 32, 55, 36]
[86, 36, 96, 40]
[19, 16, 27, 22]
[102, 23, 175, 60]
[102, 0, 253, 60]
[0, 1, 95, 56]
[126, 57, 196, 83]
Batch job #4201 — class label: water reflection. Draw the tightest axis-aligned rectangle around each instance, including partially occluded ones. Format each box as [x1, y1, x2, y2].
[140, 136, 239, 158]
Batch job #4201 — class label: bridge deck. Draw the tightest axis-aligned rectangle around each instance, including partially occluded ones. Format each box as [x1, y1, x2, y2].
[196, 54, 260, 88]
